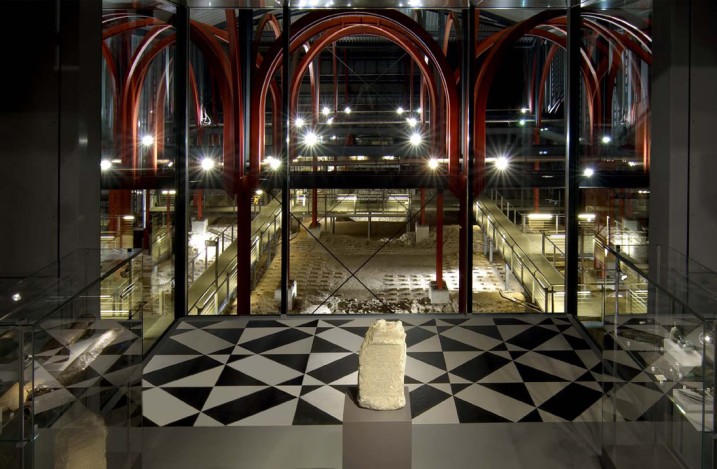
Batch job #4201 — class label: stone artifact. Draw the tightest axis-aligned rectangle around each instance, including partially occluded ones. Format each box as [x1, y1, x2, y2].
[54, 410, 108, 469]
[357, 319, 406, 410]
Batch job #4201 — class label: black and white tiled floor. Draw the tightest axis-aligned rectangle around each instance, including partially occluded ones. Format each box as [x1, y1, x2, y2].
[142, 315, 610, 427]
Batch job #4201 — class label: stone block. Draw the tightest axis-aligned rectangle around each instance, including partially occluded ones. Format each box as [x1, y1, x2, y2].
[358, 320, 406, 411]
[428, 282, 450, 304]
[415, 223, 430, 243]
[274, 279, 297, 311]
[191, 219, 208, 235]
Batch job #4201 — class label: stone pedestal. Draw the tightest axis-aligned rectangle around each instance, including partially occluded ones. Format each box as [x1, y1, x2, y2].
[191, 219, 208, 235]
[274, 279, 297, 310]
[343, 388, 411, 469]
[307, 223, 322, 240]
[428, 281, 450, 304]
[415, 223, 429, 243]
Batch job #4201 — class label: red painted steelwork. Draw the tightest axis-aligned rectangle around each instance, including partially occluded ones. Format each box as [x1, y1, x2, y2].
[436, 191, 444, 290]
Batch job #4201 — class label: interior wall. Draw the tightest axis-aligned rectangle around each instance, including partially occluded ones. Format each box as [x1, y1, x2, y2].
[650, 0, 717, 275]
[0, 0, 100, 278]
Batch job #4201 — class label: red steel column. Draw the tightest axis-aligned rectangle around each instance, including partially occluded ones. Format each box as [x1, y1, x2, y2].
[436, 191, 444, 289]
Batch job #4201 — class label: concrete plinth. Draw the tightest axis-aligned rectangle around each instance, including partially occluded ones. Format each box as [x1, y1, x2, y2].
[428, 282, 450, 304]
[308, 223, 322, 240]
[343, 387, 411, 469]
[274, 279, 297, 310]
[192, 219, 208, 235]
[415, 224, 429, 243]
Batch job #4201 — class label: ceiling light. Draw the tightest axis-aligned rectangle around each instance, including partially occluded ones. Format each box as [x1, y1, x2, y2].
[101, 160, 112, 171]
[521, 107, 529, 114]
[428, 158, 439, 170]
[416, 107, 422, 114]
[601, 135, 612, 144]
[200, 157, 215, 171]
[327, 117, 334, 125]
[123, 215, 136, 221]
[255, 189, 263, 195]
[11, 292, 21, 302]
[344, 106, 351, 114]
[304, 132, 318, 146]
[518, 119, 526, 126]
[265, 156, 281, 170]
[406, 117, 418, 128]
[583, 168, 594, 177]
[396, 107, 405, 115]
[322, 106, 331, 116]
[495, 156, 509, 171]
[141, 135, 154, 146]
[409, 133, 422, 146]
[294, 117, 305, 128]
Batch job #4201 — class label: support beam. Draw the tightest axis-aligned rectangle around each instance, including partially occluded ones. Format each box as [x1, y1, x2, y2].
[173, 5, 189, 319]
[564, 0, 581, 315]
[281, 4, 291, 315]
[436, 191, 444, 289]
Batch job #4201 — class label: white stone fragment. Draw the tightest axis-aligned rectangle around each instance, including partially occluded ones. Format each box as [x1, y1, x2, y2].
[357, 319, 406, 410]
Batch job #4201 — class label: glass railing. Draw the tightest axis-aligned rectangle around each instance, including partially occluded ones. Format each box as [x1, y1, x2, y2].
[601, 245, 716, 469]
[0, 250, 142, 469]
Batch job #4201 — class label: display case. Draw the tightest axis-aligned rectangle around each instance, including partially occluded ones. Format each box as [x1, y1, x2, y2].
[601, 246, 716, 469]
[0, 250, 143, 469]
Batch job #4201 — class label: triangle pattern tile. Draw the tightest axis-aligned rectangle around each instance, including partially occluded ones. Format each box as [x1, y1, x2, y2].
[202, 328, 244, 344]
[163, 364, 224, 388]
[448, 372, 472, 384]
[293, 398, 341, 425]
[576, 349, 601, 369]
[227, 355, 303, 386]
[306, 354, 358, 385]
[532, 350, 588, 370]
[341, 326, 371, 338]
[533, 334, 574, 351]
[564, 334, 591, 350]
[507, 326, 559, 350]
[573, 397, 603, 422]
[450, 352, 510, 382]
[407, 335, 442, 352]
[280, 318, 319, 328]
[478, 362, 524, 384]
[170, 329, 236, 355]
[494, 317, 531, 325]
[408, 352, 446, 371]
[215, 366, 267, 386]
[409, 384, 452, 418]
[236, 327, 282, 344]
[194, 412, 223, 426]
[539, 382, 602, 421]
[436, 318, 469, 326]
[480, 382, 535, 407]
[406, 356, 446, 383]
[441, 326, 502, 350]
[207, 354, 231, 365]
[263, 336, 314, 355]
[454, 396, 511, 423]
[143, 356, 223, 387]
[411, 396, 458, 424]
[244, 320, 286, 328]
[163, 387, 213, 412]
[444, 351, 482, 371]
[306, 353, 353, 373]
[438, 335, 480, 352]
[278, 376, 305, 386]
[405, 327, 435, 348]
[240, 328, 312, 354]
[152, 339, 201, 355]
[300, 385, 346, 422]
[264, 354, 310, 373]
[311, 336, 353, 353]
[514, 351, 587, 381]
[319, 319, 352, 328]
[232, 398, 299, 426]
[165, 414, 200, 427]
[463, 325, 504, 342]
[519, 409, 543, 422]
[316, 327, 364, 352]
[454, 383, 536, 422]
[538, 409, 567, 423]
[203, 386, 295, 425]
[514, 362, 569, 383]
[143, 387, 201, 427]
[176, 321, 197, 330]
[202, 320, 248, 329]
[498, 325, 533, 341]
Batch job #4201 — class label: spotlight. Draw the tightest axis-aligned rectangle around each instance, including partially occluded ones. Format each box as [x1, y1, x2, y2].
[583, 167, 594, 177]
[327, 117, 334, 125]
[518, 119, 526, 126]
[601, 135, 612, 144]
[294, 117, 305, 128]
[495, 156, 509, 171]
[100, 160, 112, 171]
[141, 135, 155, 146]
[409, 133, 422, 146]
[304, 132, 318, 146]
[520, 107, 529, 114]
[11, 292, 21, 302]
[428, 158, 439, 170]
[416, 107, 423, 114]
[123, 215, 136, 221]
[322, 106, 331, 116]
[406, 117, 418, 128]
[265, 156, 281, 170]
[344, 106, 351, 114]
[200, 157, 215, 171]
[396, 107, 405, 115]
[255, 189, 264, 195]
